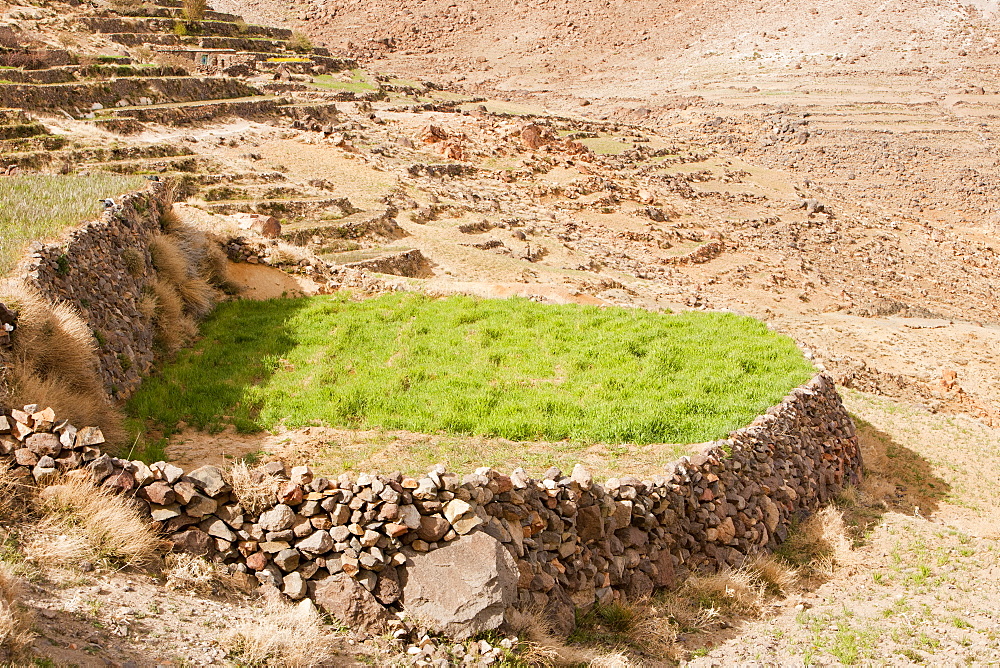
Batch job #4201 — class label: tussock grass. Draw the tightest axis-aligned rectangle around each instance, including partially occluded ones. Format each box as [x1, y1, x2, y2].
[774, 507, 853, 581]
[126, 293, 813, 445]
[507, 606, 595, 665]
[569, 600, 681, 662]
[0, 174, 143, 276]
[222, 598, 339, 667]
[0, 282, 123, 442]
[146, 224, 228, 354]
[0, 562, 34, 663]
[26, 475, 159, 569]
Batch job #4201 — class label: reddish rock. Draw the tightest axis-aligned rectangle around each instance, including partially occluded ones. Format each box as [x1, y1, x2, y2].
[418, 515, 449, 542]
[171, 528, 212, 555]
[139, 481, 176, 506]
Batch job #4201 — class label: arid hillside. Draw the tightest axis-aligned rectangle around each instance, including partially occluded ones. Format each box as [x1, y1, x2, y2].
[217, 0, 1000, 99]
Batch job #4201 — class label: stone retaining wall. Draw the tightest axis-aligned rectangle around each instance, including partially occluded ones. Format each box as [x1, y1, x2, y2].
[20, 184, 170, 399]
[0, 373, 862, 638]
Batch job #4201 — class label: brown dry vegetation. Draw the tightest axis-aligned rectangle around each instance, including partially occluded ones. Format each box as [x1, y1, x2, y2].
[0, 281, 123, 443]
[26, 475, 160, 569]
[0, 561, 34, 664]
[221, 598, 340, 668]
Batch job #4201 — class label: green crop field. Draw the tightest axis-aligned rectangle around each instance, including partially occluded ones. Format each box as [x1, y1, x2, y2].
[0, 173, 143, 275]
[126, 293, 814, 445]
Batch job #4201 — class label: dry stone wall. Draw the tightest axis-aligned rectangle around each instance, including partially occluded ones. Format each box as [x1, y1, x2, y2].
[21, 184, 170, 399]
[0, 373, 862, 639]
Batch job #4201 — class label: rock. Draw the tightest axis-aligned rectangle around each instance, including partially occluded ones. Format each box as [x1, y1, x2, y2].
[141, 480, 176, 506]
[236, 213, 281, 239]
[314, 573, 393, 636]
[172, 528, 212, 555]
[401, 530, 518, 639]
[184, 492, 218, 518]
[25, 432, 61, 457]
[418, 516, 449, 542]
[520, 123, 552, 150]
[75, 426, 105, 448]
[297, 530, 333, 555]
[374, 566, 401, 605]
[259, 504, 296, 532]
[576, 504, 604, 542]
[653, 550, 676, 589]
[201, 517, 237, 542]
[273, 548, 301, 572]
[183, 465, 230, 497]
[570, 464, 593, 488]
[283, 571, 308, 600]
[150, 504, 182, 522]
[399, 504, 421, 529]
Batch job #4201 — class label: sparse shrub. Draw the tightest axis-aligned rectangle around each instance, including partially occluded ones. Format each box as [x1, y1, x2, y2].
[289, 31, 313, 53]
[222, 598, 338, 667]
[181, 0, 207, 21]
[26, 475, 159, 569]
[173, 20, 189, 37]
[233, 17, 249, 34]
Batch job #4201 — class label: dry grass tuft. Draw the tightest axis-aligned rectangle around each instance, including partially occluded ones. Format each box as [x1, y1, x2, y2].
[222, 598, 339, 667]
[681, 567, 766, 617]
[506, 606, 595, 666]
[0, 461, 36, 517]
[26, 475, 159, 569]
[0, 562, 34, 663]
[774, 506, 853, 580]
[149, 233, 192, 289]
[745, 553, 799, 596]
[0, 281, 123, 441]
[149, 277, 197, 354]
[227, 461, 281, 516]
[164, 553, 250, 597]
[159, 205, 184, 233]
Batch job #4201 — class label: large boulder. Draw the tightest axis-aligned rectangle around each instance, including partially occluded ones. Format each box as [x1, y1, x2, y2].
[401, 530, 517, 639]
[313, 573, 392, 636]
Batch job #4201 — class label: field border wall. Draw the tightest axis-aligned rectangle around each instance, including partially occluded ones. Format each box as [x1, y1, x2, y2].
[0, 372, 862, 637]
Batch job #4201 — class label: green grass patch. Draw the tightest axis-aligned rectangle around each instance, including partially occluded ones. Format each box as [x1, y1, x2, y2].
[126, 293, 813, 444]
[311, 69, 377, 93]
[579, 136, 632, 155]
[0, 173, 143, 275]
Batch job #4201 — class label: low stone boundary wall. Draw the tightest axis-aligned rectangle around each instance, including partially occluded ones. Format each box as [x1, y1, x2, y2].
[20, 184, 170, 399]
[0, 373, 862, 638]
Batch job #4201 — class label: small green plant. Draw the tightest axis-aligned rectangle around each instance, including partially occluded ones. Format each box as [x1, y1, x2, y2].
[118, 353, 133, 372]
[289, 31, 313, 53]
[55, 254, 70, 276]
[173, 21, 188, 37]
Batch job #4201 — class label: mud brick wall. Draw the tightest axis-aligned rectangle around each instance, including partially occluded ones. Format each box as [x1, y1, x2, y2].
[22, 184, 170, 399]
[0, 373, 862, 635]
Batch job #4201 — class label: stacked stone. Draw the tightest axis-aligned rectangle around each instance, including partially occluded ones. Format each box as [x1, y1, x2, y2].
[0, 404, 113, 485]
[24, 185, 168, 400]
[0, 373, 862, 640]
